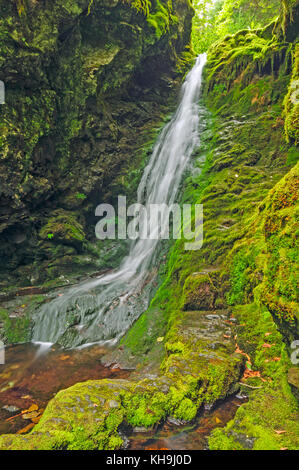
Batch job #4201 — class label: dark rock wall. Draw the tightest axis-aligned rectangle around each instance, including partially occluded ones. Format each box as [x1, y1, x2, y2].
[0, 0, 193, 285]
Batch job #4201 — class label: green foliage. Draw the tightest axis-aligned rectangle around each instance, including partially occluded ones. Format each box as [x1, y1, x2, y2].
[192, 0, 281, 53]
[75, 192, 87, 200]
[124, 0, 152, 16]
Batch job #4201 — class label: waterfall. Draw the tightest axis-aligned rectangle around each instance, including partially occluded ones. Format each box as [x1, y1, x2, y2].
[32, 54, 207, 348]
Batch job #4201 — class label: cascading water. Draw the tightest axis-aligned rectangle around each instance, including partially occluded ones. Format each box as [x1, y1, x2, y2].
[32, 54, 207, 348]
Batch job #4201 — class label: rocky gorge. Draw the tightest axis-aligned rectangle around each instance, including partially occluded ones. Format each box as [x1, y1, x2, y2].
[0, 0, 298, 451]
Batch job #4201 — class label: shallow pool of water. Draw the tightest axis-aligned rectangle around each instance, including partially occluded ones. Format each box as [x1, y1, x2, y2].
[0, 343, 246, 449]
[0, 342, 130, 435]
[128, 395, 247, 450]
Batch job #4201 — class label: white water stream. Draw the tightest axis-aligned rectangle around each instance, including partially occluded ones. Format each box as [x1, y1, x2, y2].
[32, 54, 207, 348]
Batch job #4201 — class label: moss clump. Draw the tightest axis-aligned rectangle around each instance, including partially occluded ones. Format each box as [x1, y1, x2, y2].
[124, 0, 178, 38]
[0, 308, 30, 344]
[182, 272, 220, 311]
[284, 43, 299, 144]
[227, 163, 299, 343]
[209, 303, 299, 450]
[39, 209, 86, 248]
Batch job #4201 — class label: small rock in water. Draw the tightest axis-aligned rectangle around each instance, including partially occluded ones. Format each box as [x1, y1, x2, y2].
[167, 417, 187, 426]
[204, 403, 214, 411]
[236, 393, 248, 401]
[133, 426, 151, 433]
[2, 405, 20, 413]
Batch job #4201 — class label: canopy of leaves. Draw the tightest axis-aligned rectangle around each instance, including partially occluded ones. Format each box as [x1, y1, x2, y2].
[192, 0, 281, 53]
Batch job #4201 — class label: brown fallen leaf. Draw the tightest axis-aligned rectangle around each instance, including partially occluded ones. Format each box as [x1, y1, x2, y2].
[263, 343, 272, 348]
[275, 430, 287, 435]
[243, 368, 261, 380]
[17, 423, 35, 434]
[27, 404, 39, 412]
[5, 403, 39, 422]
[31, 415, 42, 424]
[22, 410, 40, 420]
[235, 344, 251, 362]
[59, 355, 70, 361]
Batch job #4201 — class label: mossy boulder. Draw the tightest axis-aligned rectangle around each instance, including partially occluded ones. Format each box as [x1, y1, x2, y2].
[39, 209, 86, 249]
[182, 271, 221, 311]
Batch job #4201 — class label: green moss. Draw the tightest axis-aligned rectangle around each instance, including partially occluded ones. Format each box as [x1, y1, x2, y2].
[209, 303, 299, 450]
[226, 163, 299, 343]
[227, 249, 256, 305]
[0, 0, 193, 285]
[39, 209, 86, 246]
[0, 308, 30, 344]
[283, 43, 299, 144]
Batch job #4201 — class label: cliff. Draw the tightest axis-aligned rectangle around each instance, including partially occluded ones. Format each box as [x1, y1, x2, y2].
[0, 0, 298, 451]
[0, 0, 193, 286]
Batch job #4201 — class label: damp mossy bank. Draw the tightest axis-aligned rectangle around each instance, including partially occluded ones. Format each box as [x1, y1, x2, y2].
[0, 1, 298, 451]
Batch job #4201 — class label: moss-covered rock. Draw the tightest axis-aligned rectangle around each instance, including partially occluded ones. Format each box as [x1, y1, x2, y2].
[0, 0, 193, 286]
[0, 304, 244, 449]
[39, 209, 86, 248]
[209, 303, 299, 451]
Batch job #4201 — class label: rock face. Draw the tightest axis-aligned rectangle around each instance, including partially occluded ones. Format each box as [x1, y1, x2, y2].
[0, 0, 193, 286]
[0, 1, 298, 452]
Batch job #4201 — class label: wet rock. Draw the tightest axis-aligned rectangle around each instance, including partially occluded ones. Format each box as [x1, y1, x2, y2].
[2, 405, 20, 413]
[287, 367, 299, 399]
[183, 273, 218, 311]
[132, 426, 153, 433]
[228, 431, 256, 450]
[167, 417, 188, 426]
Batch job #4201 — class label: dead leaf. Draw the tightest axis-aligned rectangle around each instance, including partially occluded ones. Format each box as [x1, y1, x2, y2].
[235, 344, 251, 362]
[5, 403, 39, 422]
[31, 415, 42, 424]
[275, 430, 287, 435]
[243, 368, 261, 380]
[59, 355, 70, 361]
[22, 410, 40, 420]
[17, 423, 35, 434]
[263, 343, 272, 348]
[27, 404, 39, 412]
